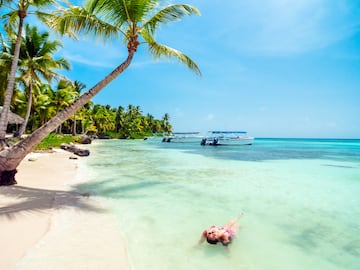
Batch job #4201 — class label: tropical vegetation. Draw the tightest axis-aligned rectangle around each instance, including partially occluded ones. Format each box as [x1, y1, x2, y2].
[0, 0, 201, 186]
[1, 25, 173, 138]
[0, 0, 58, 141]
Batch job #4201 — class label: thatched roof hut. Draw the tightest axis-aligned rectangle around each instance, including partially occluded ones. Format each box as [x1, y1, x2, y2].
[0, 106, 24, 124]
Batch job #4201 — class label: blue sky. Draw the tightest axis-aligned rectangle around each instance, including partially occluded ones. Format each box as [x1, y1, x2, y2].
[51, 1, 360, 138]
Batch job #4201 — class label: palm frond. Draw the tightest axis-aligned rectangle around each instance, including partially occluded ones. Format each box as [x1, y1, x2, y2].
[141, 29, 201, 76]
[144, 4, 200, 34]
[41, 6, 119, 41]
[1, 10, 20, 35]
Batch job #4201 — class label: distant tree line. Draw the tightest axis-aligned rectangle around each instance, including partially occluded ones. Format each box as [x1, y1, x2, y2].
[1, 24, 172, 139]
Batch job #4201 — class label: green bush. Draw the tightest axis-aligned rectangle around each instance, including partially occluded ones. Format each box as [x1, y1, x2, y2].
[35, 134, 80, 150]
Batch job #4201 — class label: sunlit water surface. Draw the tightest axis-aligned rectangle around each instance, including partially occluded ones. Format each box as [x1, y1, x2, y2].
[76, 138, 360, 270]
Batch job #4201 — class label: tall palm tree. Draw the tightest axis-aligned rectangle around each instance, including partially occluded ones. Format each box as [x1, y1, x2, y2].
[52, 79, 77, 133]
[0, 0, 57, 144]
[78, 100, 94, 134]
[115, 105, 125, 133]
[1, 32, 27, 115]
[0, 31, 15, 105]
[0, 52, 8, 106]
[161, 113, 171, 133]
[32, 83, 54, 126]
[71, 80, 86, 135]
[0, 0, 200, 185]
[146, 113, 155, 131]
[16, 24, 70, 137]
[81, 101, 97, 135]
[93, 105, 115, 133]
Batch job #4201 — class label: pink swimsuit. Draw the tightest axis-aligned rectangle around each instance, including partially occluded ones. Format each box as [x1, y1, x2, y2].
[209, 225, 235, 246]
[224, 227, 236, 238]
[211, 225, 236, 237]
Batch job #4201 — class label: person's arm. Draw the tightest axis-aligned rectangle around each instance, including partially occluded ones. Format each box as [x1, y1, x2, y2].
[219, 234, 230, 245]
[224, 213, 244, 231]
[198, 230, 207, 244]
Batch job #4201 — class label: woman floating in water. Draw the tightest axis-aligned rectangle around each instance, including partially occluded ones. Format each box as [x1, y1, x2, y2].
[199, 214, 243, 246]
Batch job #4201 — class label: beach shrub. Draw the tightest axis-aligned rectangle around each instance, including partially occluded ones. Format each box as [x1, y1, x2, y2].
[35, 134, 80, 150]
[98, 131, 153, 139]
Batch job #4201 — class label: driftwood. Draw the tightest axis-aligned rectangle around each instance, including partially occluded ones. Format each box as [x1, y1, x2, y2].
[60, 143, 90, 157]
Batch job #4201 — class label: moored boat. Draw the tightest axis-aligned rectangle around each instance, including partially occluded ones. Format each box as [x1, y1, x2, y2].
[200, 131, 254, 146]
[162, 132, 203, 143]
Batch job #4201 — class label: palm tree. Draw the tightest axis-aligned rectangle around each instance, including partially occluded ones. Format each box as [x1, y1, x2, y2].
[79, 100, 94, 134]
[0, 43, 9, 100]
[0, 0, 57, 144]
[71, 80, 86, 135]
[16, 24, 70, 137]
[0, 31, 15, 105]
[32, 83, 54, 126]
[52, 79, 78, 133]
[81, 106, 97, 135]
[161, 113, 171, 133]
[146, 113, 155, 132]
[1, 32, 27, 118]
[0, 0, 200, 185]
[115, 106, 125, 133]
[93, 105, 115, 133]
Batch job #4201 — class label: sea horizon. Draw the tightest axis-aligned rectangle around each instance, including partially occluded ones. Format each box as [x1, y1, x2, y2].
[167, 134, 360, 140]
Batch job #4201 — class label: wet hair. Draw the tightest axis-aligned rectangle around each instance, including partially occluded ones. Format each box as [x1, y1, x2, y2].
[206, 237, 219, 245]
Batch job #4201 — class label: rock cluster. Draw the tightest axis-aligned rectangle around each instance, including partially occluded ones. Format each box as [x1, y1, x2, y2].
[60, 143, 90, 157]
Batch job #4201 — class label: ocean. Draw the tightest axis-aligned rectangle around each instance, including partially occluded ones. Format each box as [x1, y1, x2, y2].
[75, 138, 360, 270]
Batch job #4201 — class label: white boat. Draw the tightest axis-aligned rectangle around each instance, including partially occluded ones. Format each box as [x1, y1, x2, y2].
[201, 131, 254, 146]
[162, 132, 203, 143]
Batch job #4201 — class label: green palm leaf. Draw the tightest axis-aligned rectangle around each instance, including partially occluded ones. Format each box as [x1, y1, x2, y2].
[141, 28, 201, 76]
[144, 4, 201, 34]
[44, 5, 119, 40]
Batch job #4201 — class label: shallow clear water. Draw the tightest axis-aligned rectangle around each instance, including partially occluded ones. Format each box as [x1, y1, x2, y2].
[76, 138, 360, 270]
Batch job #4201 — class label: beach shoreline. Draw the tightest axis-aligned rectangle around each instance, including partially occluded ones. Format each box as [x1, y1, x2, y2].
[0, 149, 131, 270]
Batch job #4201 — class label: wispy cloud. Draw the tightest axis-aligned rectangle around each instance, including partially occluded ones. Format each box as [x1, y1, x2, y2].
[216, 0, 360, 55]
[205, 113, 214, 121]
[174, 108, 184, 117]
[326, 122, 337, 128]
[62, 52, 114, 68]
[130, 59, 166, 69]
[59, 37, 125, 68]
[258, 106, 268, 112]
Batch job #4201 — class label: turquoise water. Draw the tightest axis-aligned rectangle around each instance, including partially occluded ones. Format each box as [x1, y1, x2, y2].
[76, 138, 360, 270]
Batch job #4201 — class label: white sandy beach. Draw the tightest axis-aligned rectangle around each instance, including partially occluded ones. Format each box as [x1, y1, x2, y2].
[0, 149, 131, 270]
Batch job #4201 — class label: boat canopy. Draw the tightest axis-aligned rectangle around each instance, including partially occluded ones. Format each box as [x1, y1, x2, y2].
[210, 131, 247, 134]
[173, 132, 200, 135]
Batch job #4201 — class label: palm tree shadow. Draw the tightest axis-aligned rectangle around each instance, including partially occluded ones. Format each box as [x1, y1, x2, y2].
[74, 180, 167, 199]
[0, 185, 103, 220]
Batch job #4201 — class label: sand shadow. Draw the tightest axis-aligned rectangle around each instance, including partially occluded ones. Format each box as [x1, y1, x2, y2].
[74, 180, 168, 199]
[0, 185, 103, 220]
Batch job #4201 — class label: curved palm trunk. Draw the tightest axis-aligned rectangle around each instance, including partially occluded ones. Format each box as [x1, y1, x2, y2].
[0, 50, 135, 185]
[17, 83, 33, 137]
[0, 11, 26, 144]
